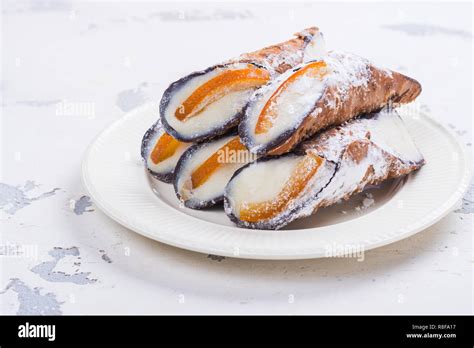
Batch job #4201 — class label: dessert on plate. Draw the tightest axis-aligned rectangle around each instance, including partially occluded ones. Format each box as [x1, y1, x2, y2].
[174, 134, 254, 209]
[239, 51, 421, 156]
[141, 27, 424, 229]
[159, 27, 325, 142]
[141, 119, 192, 183]
[225, 109, 425, 229]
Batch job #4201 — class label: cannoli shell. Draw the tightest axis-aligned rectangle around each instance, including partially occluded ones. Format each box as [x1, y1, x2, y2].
[235, 27, 323, 74]
[266, 53, 422, 155]
[159, 27, 324, 143]
[226, 110, 425, 229]
[300, 111, 425, 210]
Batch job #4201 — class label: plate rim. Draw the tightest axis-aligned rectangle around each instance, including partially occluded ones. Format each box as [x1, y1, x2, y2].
[81, 103, 472, 259]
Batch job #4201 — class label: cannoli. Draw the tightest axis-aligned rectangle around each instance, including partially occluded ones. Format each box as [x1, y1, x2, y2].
[174, 135, 256, 209]
[239, 51, 422, 156]
[225, 109, 425, 230]
[141, 120, 192, 183]
[160, 27, 325, 143]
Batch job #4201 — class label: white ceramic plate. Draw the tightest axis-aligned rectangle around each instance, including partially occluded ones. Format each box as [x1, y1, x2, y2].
[82, 103, 471, 259]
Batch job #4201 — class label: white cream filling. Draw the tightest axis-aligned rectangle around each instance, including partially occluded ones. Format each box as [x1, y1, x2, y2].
[227, 109, 423, 225]
[287, 158, 336, 220]
[317, 151, 384, 205]
[296, 110, 423, 215]
[368, 109, 423, 163]
[305, 110, 423, 165]
[164, 63, 261, 138]
[245, 65, 326, 149]
[176, 135, 251, 203]
[226, 156, 301, 218]
[146, 132, 191, 174]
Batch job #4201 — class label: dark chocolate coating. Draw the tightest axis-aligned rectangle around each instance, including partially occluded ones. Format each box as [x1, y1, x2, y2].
[140, 120, 175, 183]
[238, 65, 308, 156]
[173, 133, 237, 210]
[223, 154, 337, 230]
[160, 63, 265, 143]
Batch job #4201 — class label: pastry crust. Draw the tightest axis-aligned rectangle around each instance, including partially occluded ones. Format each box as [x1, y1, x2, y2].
[270, 66, 421, 155]
[159, 27, 324, 143]
[240, 51, 422, 156]
[141, 120, 192, 183]
[235, 27, 322, 74]
[225, 110, 425, 230]
[304, 139, 423, 211]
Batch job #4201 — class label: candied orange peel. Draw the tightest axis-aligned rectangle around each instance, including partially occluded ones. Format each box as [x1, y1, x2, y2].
[150, 133, 182, 164]
[191, 137, 247, 189]
[239, 152, 323, 222]
[255, 61, 327, 134]
[176, 66, 270, 121]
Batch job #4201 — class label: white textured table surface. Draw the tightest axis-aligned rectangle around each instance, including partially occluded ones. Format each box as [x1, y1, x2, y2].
[1, 1, 472, 314]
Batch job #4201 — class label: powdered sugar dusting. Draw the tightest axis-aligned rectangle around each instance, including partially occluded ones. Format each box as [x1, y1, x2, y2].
[324, 51, 371, 102]
[232, 28, 324, 75]
[259, 45, 304, 74]
[227, 109, 424, 229]
[241, 51, 378, 153]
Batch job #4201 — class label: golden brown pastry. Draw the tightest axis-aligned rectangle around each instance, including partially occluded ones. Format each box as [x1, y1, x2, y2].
[239, 51, 422, 155]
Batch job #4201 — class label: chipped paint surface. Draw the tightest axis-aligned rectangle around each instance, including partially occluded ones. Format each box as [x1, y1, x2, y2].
[382, 23, 472, 39]
[207, 254, 225, 262]
[31, 247, 97, 285]
[2, 0, 72, 14]
[455, 180, 474, 214]
[1, 279, 63, 315]
[0, 181, 60, 215]
[148, 8, 253, 22]
[1, 2, 472, 315]
[116, 82, 149, 112]
[16, 99, 61, 107]
[99, 249, 113, 263]
[101, 253, 113, 263]
[107, 8, 253, 24]
[73, 196, 94, 215]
